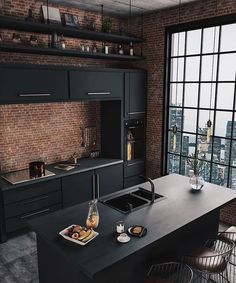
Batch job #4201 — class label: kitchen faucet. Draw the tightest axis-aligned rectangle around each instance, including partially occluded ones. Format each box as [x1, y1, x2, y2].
[139, 175, 155, 204]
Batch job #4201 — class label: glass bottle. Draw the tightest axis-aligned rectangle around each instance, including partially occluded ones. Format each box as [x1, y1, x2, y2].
[86, 199, 99, 229]
[129, 42, 134, 56]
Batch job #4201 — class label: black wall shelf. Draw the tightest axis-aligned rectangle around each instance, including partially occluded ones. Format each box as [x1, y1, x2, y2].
[0, 43, 145, 60]
[0, 16, 144, 44]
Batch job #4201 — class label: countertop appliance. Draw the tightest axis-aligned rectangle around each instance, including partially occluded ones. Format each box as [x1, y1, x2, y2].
[1, 168, 55, 185]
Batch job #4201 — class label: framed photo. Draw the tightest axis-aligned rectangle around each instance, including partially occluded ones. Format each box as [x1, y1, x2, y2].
[62, 13, 79, 28]
[42, 5, 61, 24]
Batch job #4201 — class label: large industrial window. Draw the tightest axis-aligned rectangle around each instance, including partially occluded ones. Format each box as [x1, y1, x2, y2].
[165, 22, 236, 189]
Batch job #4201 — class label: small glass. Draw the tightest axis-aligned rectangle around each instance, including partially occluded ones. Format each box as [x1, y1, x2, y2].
[116, 221, 124, 233]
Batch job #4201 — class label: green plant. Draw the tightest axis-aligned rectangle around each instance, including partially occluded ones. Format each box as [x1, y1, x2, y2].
[187, 151, 204, 175]
[103, 18, 112, 33]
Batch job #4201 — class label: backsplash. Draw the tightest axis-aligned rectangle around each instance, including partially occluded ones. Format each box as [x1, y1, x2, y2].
[0, 102, 101, 173]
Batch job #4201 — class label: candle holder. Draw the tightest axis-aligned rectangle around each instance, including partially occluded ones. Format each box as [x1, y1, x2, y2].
[116, 221, 124, 233]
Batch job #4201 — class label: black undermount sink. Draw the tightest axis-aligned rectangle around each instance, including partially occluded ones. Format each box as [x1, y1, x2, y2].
[102, 187, 165, 214]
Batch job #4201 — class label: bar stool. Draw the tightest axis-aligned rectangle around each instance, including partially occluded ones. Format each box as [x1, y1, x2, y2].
[219, 226, 236, 280]
[183, 238, 234, 282]
[145, 262, 193, 283]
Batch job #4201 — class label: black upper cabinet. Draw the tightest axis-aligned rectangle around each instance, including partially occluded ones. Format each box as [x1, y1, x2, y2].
[125, 71, 147, 119]
[69, 70, 123, 100]
[96, 163, 123, 197]
[62, 170, 94, 208]
[0, 67, 69, 103]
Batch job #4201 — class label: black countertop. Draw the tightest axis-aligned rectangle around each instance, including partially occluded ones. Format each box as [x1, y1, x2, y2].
[28, 174, 236, 279]
[0, 158, 123, 191]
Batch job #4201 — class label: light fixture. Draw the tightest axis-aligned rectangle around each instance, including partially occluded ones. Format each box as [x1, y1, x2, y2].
[206, 0, 218, 143]
[172, 0, 181, 152]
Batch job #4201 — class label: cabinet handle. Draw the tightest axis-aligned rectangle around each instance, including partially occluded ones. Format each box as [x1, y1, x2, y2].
[96, 174, 100, 199]
[92, 174, 96, 200]
[17, 195, 49, 206]
[128, 111, 146, 115]
[87, 92, 111, 96]
[19, 93, 51, 97]
[20, 208, 50, 220]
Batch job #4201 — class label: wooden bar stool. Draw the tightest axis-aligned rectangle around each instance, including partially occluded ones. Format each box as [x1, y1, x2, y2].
[183, 239, 234, 282]
[145, 262, 193, 283]
[219, 226, 236, 280]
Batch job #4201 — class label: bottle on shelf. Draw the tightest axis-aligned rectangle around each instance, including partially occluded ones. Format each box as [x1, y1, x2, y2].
[59, 35, 66, 50]
[118, 44, 124, 55]
[104, 42, 109, 54]
[80, 42, 85, 52]
[129, 42, 134, 56]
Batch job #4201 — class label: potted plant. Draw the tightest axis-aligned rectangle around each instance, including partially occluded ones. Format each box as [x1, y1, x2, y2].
[187, 151, 204, 190]
[103, 18, 112, 33]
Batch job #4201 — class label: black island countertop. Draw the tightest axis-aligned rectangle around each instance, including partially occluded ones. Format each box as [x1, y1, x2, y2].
[28, 174, 236, 282]
[0, 157, 123, 191]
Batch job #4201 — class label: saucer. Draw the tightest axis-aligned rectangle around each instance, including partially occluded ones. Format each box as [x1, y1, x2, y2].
[117, 233, 130, 243]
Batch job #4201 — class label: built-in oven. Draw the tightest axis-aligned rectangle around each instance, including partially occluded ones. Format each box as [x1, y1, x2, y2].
[124, 119, 146, 188]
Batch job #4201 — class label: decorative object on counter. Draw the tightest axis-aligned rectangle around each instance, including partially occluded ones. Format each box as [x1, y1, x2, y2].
[12, 33, 21, 44]
[116, 221, 125, 233]
[51, 32, 58, 48]
[59, 224, 99, 246]
[103, 18, 112, 33]
[117, 233, 130, 243]
[129, 41, 134, 56]
[188, 152, 205, 191]
[104, 42, 109, 54]
[82, 126, 97, 147]
[68, 152, 79, 165]
[25, 8, 34, 22]
[118, 44, 124, 55]
[128, 225, 147, 237]
[80, 42, 85, 52]
[92, 43, 98, 53]
[62, 13, 79, 28]
[90, 151, 100, 158]
[30, 35, 38, 47]
[42, 5, 61, 24]
[29, 161, 45, 178]
[86, 199, 99, 230]
[59, 35, 66, 49]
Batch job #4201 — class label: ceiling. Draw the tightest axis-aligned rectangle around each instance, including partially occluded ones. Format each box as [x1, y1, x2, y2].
[50, 0, 198, 17]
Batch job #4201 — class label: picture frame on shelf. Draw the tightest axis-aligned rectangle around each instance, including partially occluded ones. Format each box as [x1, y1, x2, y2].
[42, 5, 61, 24]
[62, 13, 79, 28]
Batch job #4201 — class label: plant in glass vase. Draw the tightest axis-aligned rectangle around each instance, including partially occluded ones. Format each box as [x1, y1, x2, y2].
[187, 151, 204, 191]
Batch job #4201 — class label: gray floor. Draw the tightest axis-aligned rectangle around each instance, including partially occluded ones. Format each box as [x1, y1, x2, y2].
[0, 227, 235, 283]
[0, 232, 38, 283]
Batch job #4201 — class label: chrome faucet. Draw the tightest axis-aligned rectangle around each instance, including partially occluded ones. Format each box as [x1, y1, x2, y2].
[139, 175, 155, 204]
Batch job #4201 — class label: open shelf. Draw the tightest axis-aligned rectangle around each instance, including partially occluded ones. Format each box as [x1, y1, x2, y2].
[0, 16, 144, 44]
[0, 43, 145, 60]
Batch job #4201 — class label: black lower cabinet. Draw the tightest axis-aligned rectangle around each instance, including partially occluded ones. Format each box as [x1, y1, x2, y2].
[62, 170, 94, 208]
[96, 163, 123, 197]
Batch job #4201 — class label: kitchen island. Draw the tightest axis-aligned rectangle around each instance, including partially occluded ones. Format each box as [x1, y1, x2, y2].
[28, 174, 236, 283]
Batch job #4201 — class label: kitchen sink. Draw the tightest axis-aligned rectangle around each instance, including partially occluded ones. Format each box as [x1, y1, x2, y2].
[102, 187, 165, 214]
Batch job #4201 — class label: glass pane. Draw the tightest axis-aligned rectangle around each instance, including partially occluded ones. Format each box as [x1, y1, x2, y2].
[169, 83, 183, 106]
[168, 131, 181, 154]
[186, 29, 201, 55]
[171, 32, 186, 57]
[213, 137, 225, 164]
[180, 157, 191, 176]
[215, 111, 233, 137]
[233, 119, 236, 139]
[170, 58, 185, 82]
[185, 56, 200, 81]
[168, 154, 180, 174]
[231, 140, 236, 166]
[169, 108, 183, 130]
[219, 54, 236, 81]
[217, 83, 235, 110]
[182, 133, 196, 156]
[211, 164, 228, 187]
[201, 55, 218, 81]
[198, 110, 214, 135]
[183, 109, 197, 133]
[225, 138, 231, 165]
[221, 23, 236, 52]
[202, 26, 219, 54]
[199, 83, 216, 109]
[229, 168, 236, 189]
[197, 135, 212, 161]
[199, 161, 211, 182]
[184, 83, 199, 108]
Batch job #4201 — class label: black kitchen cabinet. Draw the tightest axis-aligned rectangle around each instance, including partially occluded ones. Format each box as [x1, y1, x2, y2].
[96, 163, 123, 197]
[62, 163, 123, 208]
[69, 70, 123, 100]
[124, 71, 147, 119]
[62, 170, 94, 208]
[0, 67, 69, 103]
